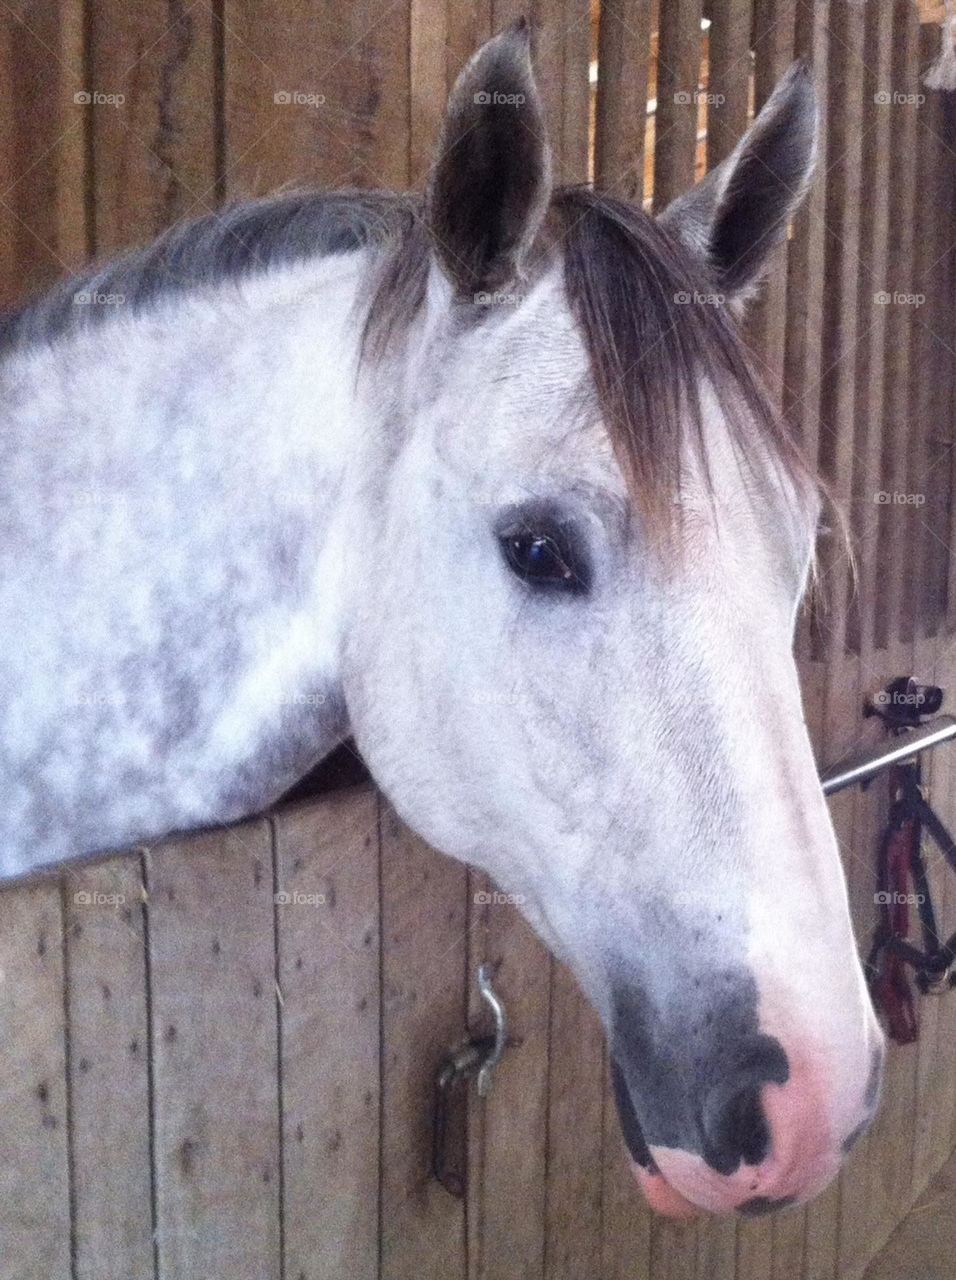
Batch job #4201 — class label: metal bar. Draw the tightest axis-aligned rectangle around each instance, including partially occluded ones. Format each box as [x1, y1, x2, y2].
[820, 715, 956, 795]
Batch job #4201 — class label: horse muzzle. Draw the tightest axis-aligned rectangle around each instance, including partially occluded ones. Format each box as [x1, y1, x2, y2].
[609, 981, 885, 1217]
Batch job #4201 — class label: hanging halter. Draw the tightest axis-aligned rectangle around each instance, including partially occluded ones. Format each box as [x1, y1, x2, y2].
[864, 680, 956, 1043]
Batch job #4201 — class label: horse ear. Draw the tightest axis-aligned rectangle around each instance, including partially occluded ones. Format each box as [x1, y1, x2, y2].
[659, 62, 818, 302]
[426, 21, 552, 299]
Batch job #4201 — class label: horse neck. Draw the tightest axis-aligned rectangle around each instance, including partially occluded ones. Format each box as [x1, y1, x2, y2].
[0, 252, 380, 871]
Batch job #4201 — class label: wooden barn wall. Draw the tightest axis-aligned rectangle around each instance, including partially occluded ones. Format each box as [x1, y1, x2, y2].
[1, 2, 955, 1279]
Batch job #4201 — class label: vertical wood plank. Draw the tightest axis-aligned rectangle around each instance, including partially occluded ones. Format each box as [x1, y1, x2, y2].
[916, 80, 955, 640]
[706, 0, 753, 170]
[945, 92, 956, 642]
[86, 0, 219, 250]
[594, 0, 655, 199]
[909, 24, 952, 1198]
[695, 1214, 736, 1280]
[931, 95, 956, 1173]
[815, 0, 865, 663]
[274, 792, 381, 1280]
[0, 881, 72, 1280]
[62, 856, 153, 1280]
[861, 7, 924, 1255]
[543, 962, 606, 1280]
[786, 0, 830, 668]
[654, 0, 705, 210]
[410, 0, 498, 190]
[409, 0, 451, 190]
[0, 0, 87, 304]
[846, 0, 895, 663]
[911, 630, 946, 1194]
[534, 0, 593, 184]
[793, 4, 868, 1272]
[466, 881, 551, 1280]
[873, 2, 923, 655]
[222, 0, 412, 196]
[769, 1205, 804, 1280]
[147, 820, 281, 1279]
[735, 1216, 774, 1280]
[897, 22, 936, 653]
[650, 1217, 699, 1280]
[835, 2, 898, 1273]
[379, 803, 468, 1280]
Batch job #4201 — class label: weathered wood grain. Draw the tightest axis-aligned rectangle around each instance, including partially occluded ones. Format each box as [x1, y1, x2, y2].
[86, 0, 218, 250]
[543, 962, 606, 1280]
[62, 855, 153, 1280]
[222, 0, 413, 196]
[273, 792, 381, 1280]
[654, 0, 704, 211]
[705, 0, 752, 170]
[466, 877, 551, 1280]
[378, 802, 469, 1280]
[595, 0, 655, 199]
[146, 820, 281, 1279]
[0, 0, 86, 304]
[0, 879, 72, 1280]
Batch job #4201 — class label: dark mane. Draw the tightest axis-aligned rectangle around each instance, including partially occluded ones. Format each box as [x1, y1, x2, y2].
[0, 189, 417, 358]
[554, 188, 815, 539]
[1, 184, 814, 542]
[365, 185, 817, 541]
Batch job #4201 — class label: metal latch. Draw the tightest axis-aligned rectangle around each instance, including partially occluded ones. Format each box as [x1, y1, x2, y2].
[432, 965, 509, 1197]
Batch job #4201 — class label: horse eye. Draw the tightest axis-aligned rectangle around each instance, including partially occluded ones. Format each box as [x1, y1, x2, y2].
[498, 522, 588, 592]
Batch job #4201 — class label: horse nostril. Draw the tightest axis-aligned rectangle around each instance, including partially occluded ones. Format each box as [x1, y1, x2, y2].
[698, 1034, 788, 1176]
[702, 1083, 772, 1175]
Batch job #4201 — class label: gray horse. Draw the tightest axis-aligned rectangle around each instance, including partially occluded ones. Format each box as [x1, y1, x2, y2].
[0, 24, 882, 1216]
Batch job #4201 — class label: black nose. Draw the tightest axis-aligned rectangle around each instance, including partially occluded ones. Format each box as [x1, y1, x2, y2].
[700, 1080, 772, 1174]
[610, 967, 790, 1176]
[698, 1037, 790, 1174]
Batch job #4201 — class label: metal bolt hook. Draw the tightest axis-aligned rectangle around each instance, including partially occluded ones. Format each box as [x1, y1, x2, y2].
[476, 963, 508, 1096]
[432, 964, 512, 1197]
